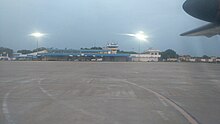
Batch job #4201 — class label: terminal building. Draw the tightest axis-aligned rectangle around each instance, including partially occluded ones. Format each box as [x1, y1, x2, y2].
[14, 50, 48, 61]
[13, 43, 161, 62]
[39, 52, 129, 62]
[130, 49, 161, 62]
[38, 43, 130, 62]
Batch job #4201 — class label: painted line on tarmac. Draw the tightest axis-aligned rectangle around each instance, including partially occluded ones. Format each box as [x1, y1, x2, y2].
[38, 78, 53, 98]
[2, 86, 17, 124]
[122, 80, 200, 124]
[2, 77, 46, 124]
[39, 86, 53, 97]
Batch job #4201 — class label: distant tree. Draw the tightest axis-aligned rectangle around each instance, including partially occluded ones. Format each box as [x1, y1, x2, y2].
[32, 47, 47, 52]
[202, 55, 210, 59]
[160, 49, 178, 60]
[17, 49, 32, 54]
[81, 48, 90, 50]
[47, 48, 79, 53]
[90, 47, 102, 50]
[0, 47, 13, 57]
[81, 47, 102, 50]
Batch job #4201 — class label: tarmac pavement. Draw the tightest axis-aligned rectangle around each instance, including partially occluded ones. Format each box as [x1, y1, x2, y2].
[0, 61, 220, 124]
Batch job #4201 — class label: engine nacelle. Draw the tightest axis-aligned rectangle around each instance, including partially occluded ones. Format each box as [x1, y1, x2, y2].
[183, 0, 220, 23]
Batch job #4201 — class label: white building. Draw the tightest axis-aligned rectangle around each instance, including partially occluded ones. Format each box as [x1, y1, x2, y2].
[0, 53, 10, 61]
[189, 58, 196, 62]
[130, 49, 161, 62]
[167, 58, 178, 62]
[28, 50, 48, 56]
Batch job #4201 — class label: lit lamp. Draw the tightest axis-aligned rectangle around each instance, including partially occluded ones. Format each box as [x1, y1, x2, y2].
[134, 31, 148, 61]
[124, 31, 148, 61]
[29, 32, 45, 52]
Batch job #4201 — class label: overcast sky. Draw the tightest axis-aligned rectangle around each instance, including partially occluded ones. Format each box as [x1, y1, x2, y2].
[0, 0, 220, 56]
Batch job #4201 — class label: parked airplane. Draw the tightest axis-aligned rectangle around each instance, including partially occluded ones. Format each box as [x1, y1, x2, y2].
[181, 0, 220, 37]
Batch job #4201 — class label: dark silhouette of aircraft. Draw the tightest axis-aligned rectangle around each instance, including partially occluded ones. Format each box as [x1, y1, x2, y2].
[181, 0, 220, 37]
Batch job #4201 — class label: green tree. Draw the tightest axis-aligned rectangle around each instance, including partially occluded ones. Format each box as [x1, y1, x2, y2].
[202, 55, 210, 59]
[160, 49, 178, 60]
[0, 47, 13, 57]
[32, 47, 47, 52]
[81, 48, 89, 50]
[17, 49, 32, 54]
[81, 47, 103, 50]
[90, 47, 102, 50]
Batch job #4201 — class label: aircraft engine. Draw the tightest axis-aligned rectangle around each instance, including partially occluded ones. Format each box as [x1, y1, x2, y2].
[183, 0, 220, 23]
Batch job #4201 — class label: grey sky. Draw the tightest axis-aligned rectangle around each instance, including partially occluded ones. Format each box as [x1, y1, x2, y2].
[0, 0, 220, 56]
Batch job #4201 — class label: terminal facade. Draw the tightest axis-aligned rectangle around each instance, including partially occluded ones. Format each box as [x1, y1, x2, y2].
[14, 43, 162, 62]
[130, 49, 161, 62]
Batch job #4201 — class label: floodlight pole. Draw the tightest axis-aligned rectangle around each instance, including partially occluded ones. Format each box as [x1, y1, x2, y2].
[139, 40, 141, 62]
[36, 39, 39, 53]
[30, 32, 45, 53]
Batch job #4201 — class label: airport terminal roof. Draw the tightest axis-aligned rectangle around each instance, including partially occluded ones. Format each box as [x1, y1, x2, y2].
[80, 49, 110, 53]
[39, 53, 130, 57]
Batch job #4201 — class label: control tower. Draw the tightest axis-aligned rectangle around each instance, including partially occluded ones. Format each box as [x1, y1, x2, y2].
[106, 43, 119, 54]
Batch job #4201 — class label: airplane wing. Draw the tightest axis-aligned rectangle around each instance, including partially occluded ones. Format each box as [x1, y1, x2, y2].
[180, 23, 220, 38]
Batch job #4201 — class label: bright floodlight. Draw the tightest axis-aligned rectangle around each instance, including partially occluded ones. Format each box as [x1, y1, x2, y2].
[135, 31, 148, 41]
[30, 32, 45, 38]
[123, 31, 148, 41]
